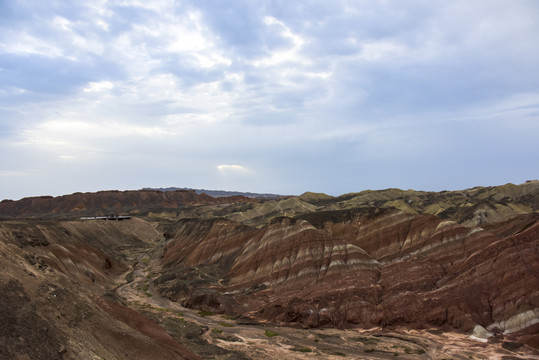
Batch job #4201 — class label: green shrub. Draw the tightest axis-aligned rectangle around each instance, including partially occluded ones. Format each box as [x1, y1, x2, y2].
[264, 330, 279, 337]
[197, 310, 215, 317]
[352, 336, 379, 345]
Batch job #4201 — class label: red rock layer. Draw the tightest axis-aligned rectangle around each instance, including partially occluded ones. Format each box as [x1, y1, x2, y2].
[158, 209, 539, 346]
[0, 190, 254, 218]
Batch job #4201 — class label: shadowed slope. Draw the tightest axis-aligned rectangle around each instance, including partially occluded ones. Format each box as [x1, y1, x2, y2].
[0, 219, 201, 360]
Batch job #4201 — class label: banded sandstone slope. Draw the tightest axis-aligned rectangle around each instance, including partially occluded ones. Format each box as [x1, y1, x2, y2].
[0, 181, 538, 359]
[147, 182, 539, 347]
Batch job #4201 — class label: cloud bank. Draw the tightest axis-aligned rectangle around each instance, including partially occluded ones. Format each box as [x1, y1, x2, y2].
[1, 0, 538, 200]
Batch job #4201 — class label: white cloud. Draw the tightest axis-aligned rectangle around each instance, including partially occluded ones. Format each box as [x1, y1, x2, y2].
[1, 0, 539, 200]
[217, 164, 250, 173]
[253, 16, 308, 67]
[83, 81, 114, 92]
[24, 120, 173, 140]
[0, 32, 64, 58]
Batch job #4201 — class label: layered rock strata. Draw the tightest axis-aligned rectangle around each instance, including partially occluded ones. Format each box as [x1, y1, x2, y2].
[156, 209, 539, 348]
[0, 190, 254, 219]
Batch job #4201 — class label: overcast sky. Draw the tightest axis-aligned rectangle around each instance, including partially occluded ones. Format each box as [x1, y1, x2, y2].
[1, 0, 538, 200]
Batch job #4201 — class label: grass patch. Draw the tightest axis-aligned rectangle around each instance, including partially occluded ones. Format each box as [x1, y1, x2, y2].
[220, 314, 236, 320]
[264, 330, 279, 337]
[352, 336, 379, 345]
[141, 257, 150, 265]
[219, 322, 234, 327]
[137, 282, 152, 297]
[197, 310, 215, 317]
[211, 328, 223, 334]
[291, 347, 312, 353]
[132, 301, 151, 309]
[138, 283, 149, 292]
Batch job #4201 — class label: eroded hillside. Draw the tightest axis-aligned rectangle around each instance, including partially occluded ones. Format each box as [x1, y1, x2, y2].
[0, 181, 538, 359]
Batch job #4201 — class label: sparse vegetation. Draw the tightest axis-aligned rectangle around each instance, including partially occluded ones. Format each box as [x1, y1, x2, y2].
[352, 336, 379, 345]
[131, 301, 183, 316]
[211, 328, 223, 334]
[141, 257, 150, 265]
[136, 282, 152, 297]
[197, 310, 215, 317]
[219, 322, 234, 327]
[264, 330, 279, 337]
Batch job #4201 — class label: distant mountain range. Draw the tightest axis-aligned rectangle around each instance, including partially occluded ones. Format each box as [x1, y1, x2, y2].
[142, 187, 285, 199]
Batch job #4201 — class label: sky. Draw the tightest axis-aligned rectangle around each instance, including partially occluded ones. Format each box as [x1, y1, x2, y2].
[1, 0, 538, 200]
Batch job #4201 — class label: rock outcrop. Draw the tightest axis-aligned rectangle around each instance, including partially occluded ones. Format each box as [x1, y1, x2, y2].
[156, 207, 539, 348]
